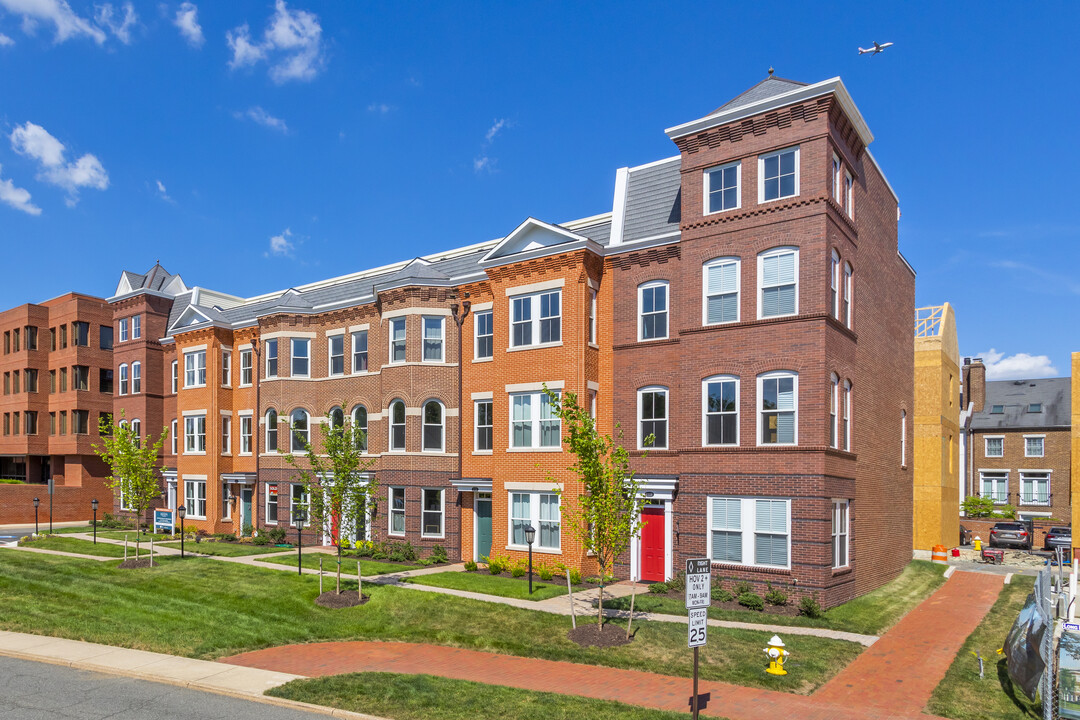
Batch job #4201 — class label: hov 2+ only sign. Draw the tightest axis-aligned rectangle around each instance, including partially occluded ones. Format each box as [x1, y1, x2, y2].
[686, 558, 711, 648]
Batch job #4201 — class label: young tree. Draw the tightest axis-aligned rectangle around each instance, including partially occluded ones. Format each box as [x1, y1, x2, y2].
[544, 387, 651, 631]
[284, 416, 377, 594]
[93, 413, 168, 562]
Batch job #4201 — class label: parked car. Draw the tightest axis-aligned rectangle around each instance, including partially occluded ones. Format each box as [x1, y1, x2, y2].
[959, 524, 973, 546]
[1044, 527, 1072, 552]
[989, 522, 1032, 550]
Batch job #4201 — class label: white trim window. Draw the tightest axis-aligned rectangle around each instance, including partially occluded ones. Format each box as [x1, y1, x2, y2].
[221, 350, 231, 386]
[131, 419, 141, 447]
[1019, 471, 1050, 505]
[266, 339, 279, 378]
[510, 390, 560, 449]
[1025, 435, 1045, 458]
[759, 146, 799, 202]
[589, 288, 597, 344]
[474, 311, 493, 359]
[240, 415, 252, 454]
[422, 488, 444, 538]
[703, 257, 739, 325]
[184, 350, 206, 388]
[118, 318, 128, 343]
[221, 415, 231, 455]
[703, 376, 738, 446]
[832, 153, 843, 201]
[829, 373, 840, 448]
[291, 339, 310, 378]
[290, 409, 309, 452]
[830, 250, 841, 320]
[184, 414, 206, 453]
[132, 315, 141, 339]
[240, 349, 253, 386]
[170, 419, 178, 456]
[118, 363, 129, 396]
[638, 281, 668, 341]
[265, 409, 278, 452]
[389, 400, 406, 451]
[423, 316, 444, 362]
[842, 380, 852, 452]
[511, 290, 561, 348]
[707, 496, 791, 569]
[352, 406, 368, 452]
[705, 160, 740, 214]
[832, 500, 849, 568]
[510, 492, 560, 551]
[984, 436, 1004, 458]
[980, 471, 1009, 504]
[475, 399, 493, 452]
[266, 484, 279, 524]
[171, 360, 178, 394]
[389, 318, 406, 363]
[184, 479, 206, 519]
[901, 410, 907, 466]
[222, 482, 232, 520]
[291, 484, 310, 526]
[843, 262, 853, 328]
[329, 335, 345, 376]
[758, 247, 798, 319]
[758, 371, 797, 445]
[844, 170, 854, 219]
[131, 361, 141, 394]
[350, 330, 368, 373]
[389, 487, 406, 535]
[637, 386, 668, 449]
[422, 400, 444, 452]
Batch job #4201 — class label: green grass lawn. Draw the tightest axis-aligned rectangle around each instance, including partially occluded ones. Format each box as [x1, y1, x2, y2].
[604, 561, 947, 636]
[268, 672, 707, 720]
[157, 541, 295, 557]
[18, 536, 129, 558]
[406, 571, 583, 601]
[0, 551, 861, 693]
[926, 576, 1039, 720]
[54, 527, 174, 542]
[256, 552, 418, 576]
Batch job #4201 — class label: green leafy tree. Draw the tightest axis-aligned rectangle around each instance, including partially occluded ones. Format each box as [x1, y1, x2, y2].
[284, 416, 377, 595]
[962, 495, 994, 518]
[92, 413, 168, 562]
[544, 387, 651, 631]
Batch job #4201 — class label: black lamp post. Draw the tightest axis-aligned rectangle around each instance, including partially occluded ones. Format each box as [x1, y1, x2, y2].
[91, 499, 98, 544]
[525, 525, 536, 595]
[177, 504, 186, 558]
[33, 497, 39, 535]
[294, 510, 306, 576]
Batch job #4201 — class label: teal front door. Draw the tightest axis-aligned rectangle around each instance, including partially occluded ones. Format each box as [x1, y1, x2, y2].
[476, 495, 492, 561]
[242, 488, 253, 532]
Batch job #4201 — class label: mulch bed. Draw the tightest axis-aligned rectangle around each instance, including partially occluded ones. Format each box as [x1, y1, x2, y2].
[116, 558, 158, 569]
[315, 591, 369, 609]
[568, 623, 634, 648]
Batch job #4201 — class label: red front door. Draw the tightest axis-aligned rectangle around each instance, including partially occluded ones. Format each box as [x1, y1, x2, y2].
[640, 506, 665, 583]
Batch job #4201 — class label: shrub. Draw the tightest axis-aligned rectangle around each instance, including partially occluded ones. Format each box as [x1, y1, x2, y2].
[764, 583, 788, 606]
[799, 593, 824, 619]
[430, 545, 449, 564]
[99, 513, 133, 530]
[537, 562, 554, 581]
[242, 523, 254, 537]
[649, 582, 670, 594]
[567, 567, 583, 585]
[486, 553, 508, 575]
[666, 571, 686, 593]
[737, 592, 765, 611]
[383, 541, 418, 563]
[416, 557, 434, 566]
[463, 560, 478, 572]
[354, 540, 375, 557]
[714, 588, 734, 603]
[252, 534, 271, 546]
[732, 580, 752, 596]
[510, 559, 528, 578]
[266, 527, 287, 544]
[212, 532, 237, 541]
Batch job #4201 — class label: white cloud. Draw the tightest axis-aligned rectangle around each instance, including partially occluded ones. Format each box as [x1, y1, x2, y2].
[474, 118, 511, 174]
[367, 102, 392, 115]
[0, 0, 106, 44]
[234, 106, 288, 133]
[94, 2, 136, 44]
[0, 32, 14, 46]
[173, 1, 202, 47]
[155, 179, 174, 203]
[485, 118, 507, 143]
[267, 228, 294, 257]
[0, 164, 41, 215]
[473, 156, 491, 172]
[979, 348, 1059, 381]
[10, 121, 108, 205]
[226, 1, 324, 84]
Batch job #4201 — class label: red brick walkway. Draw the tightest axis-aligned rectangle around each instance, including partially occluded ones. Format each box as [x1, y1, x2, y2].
[225, 570, 1003, 720]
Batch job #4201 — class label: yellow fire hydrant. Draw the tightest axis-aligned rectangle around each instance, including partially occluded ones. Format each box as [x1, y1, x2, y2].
[764, 634, 790, 676]
[973, 536, 982, 552]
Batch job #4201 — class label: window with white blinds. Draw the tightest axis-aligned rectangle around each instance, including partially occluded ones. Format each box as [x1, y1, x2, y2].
[703, 258, 740, 325]
[708, 496, 790, 568]
[759, 371, 797, 445]
[758, 248, 798, 318]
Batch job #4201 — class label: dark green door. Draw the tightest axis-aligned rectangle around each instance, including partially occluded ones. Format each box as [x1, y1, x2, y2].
[242, 488, 253, 531]
[476, 496, 492, 561]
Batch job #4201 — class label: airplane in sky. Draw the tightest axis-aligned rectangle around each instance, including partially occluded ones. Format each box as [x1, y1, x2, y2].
[858, 41, 894, 56]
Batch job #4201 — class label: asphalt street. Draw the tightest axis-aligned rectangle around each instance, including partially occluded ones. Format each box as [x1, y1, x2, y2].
[0, 655, 323, 720]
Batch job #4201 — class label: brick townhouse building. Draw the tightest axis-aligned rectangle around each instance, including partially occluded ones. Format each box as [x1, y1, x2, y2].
[0, 292, 114, 524]
[962, 358, 1071, 524]
[98, 72, 912, 605]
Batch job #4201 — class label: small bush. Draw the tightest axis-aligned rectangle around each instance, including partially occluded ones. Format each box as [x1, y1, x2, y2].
[381, 541, 417, 563]
[737, 592, 765, 611]
[510, 560, 527, 578]
[568, 567, 583, 584]
[463, 560, 478, 572]
[486, 553, 508, 575]
[537, 562, 554, 581]
[714, 588, 734, 603]
[666, 571, 686, 593]
[649, 582, 670, 594]
[252, 534, 271, 546]
[732, 580, 752, 596]
[212, 533, 237, 541]
[799, 593, 824, 619]
[354, 540, 375, 556]
[416, 557, 434, 566]
[764, 583, 788, 606]
[266, 527, 288, 544]
[430, 545, 449, 564]
[242, 523, 254, 537]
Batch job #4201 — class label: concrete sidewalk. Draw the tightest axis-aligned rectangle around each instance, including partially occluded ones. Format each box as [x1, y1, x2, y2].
[0, 630, 383, 720]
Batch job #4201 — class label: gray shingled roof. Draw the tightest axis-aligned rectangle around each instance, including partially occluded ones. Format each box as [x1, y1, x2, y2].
[623, 158, 680, 243]
[971, 378, 1072, 430]
[713, 76, 807, 114]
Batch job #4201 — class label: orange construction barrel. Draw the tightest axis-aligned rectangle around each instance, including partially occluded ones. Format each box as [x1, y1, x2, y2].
[931, 545, 948, 564]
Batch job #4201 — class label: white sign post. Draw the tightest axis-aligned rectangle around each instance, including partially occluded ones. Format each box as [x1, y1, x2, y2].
[685, 558, 711, 719]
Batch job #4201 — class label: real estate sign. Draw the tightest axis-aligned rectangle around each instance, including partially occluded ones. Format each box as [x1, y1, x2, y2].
[153, 508, 174, 535]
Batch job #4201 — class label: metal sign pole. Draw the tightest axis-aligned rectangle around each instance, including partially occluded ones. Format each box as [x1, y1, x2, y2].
[692, 646, 699, 720]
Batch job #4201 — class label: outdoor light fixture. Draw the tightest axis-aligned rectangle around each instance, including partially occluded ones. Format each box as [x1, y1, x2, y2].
[32, 497, 39, 535]
[91, 499, 99, 544]
[293, 510, 306, 576]
[177, 505, 187, 559]
[525, 525, 536, 595]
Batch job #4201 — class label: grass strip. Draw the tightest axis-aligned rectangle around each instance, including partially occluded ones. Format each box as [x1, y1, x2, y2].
[255, 552, 418, 575]
[19, 536, 128, 557]
[406, 571, 584, 601]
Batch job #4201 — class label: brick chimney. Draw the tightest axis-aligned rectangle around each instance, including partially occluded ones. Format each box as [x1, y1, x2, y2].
[964, 359, 986, 413]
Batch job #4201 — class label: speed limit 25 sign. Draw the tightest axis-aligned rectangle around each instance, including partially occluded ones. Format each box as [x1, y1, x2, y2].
[688, 607, 707, 648]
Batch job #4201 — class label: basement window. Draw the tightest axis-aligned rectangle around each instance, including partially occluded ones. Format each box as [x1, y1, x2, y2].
[1028, 403, 1042, 413]
[990, 405, 1004, 414]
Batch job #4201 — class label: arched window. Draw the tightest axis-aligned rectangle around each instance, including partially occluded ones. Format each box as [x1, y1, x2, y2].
[703, 257, 740, 325]
[757, 371, 798, 446]
[118, 363, 128, 395]
[842, 263, 853, 328]
[389, 400, 406, 451]
[290, 409, 309, 452]
[328, 406, 344, 436]
[131, 419, 141, 448]
[830, 250, 840, 319]
[352, 405, 368, 452]
[702, 375, 738, 446]
[637, 386, 668, 449]
[131, 361, 141, 394]
[638, 281, 669, 341]
[265, 409, 278, 452]
[423, 401, 444, 452]
[842, 380, 852, 451]
[757, 247, 798, 319]
[829, 373, 840, 449]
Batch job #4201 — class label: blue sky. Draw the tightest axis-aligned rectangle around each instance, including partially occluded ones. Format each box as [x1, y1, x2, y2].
[0, 1, 1076, 380]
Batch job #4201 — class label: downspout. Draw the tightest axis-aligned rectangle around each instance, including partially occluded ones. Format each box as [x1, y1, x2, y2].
[450, 293, 471, 539]
[252, 336, 261, 536]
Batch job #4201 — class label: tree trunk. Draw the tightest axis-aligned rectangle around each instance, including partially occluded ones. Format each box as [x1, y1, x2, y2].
[566, 571, 577, 629]
[597, 582, 604, 630]
[357, 558, 362, 601]
[336, 542, 342, 594]
[626, 580, 637, 640]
